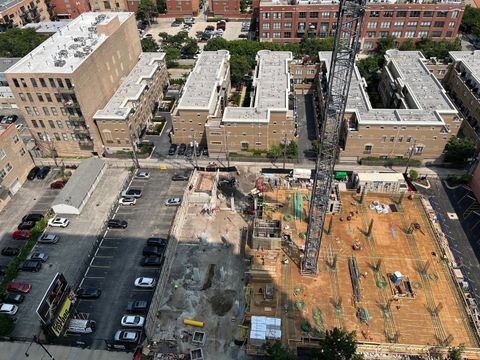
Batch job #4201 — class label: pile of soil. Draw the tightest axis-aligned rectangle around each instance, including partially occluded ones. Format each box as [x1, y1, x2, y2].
[209, 290, 237, 316]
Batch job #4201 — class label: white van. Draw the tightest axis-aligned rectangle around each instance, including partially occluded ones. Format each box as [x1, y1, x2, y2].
[67, 319, 96, 334]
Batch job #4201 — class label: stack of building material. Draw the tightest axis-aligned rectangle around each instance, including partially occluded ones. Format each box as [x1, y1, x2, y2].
[249, 316, 282, 346]
[349, 255, 362, 302]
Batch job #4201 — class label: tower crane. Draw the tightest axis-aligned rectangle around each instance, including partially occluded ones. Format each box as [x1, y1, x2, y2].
[301, 0, 366, 275]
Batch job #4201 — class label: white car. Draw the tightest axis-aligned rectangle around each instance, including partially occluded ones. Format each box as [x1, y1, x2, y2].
[121, 315, 145, 328]
[48, 217, 69, 228]
[165, 198, 181, 206]
[0, 303, 18, 315]
[135, 171, 150, 179]
[119, 197, 136, 206]
[134, 277, 155, 288]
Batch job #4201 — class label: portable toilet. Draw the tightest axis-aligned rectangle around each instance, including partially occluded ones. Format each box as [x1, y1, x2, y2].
[392, 271, 402, 283]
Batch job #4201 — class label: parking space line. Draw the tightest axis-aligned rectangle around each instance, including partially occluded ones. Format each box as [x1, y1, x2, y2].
[95, 256, 114, 258]
[89, 265, 111, 268]
[84, 276, 105, 279]
[99, 246, 118, 249]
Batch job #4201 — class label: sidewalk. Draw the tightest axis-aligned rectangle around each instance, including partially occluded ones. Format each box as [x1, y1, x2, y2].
[0, 341, 131, 360]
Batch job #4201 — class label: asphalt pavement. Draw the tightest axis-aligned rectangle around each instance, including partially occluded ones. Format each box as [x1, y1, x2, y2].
[295, 94, 317, 163]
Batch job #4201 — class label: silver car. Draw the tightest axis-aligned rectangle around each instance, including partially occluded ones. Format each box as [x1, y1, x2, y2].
[38, 233, 59, 244]
[27, 252, 49, 262]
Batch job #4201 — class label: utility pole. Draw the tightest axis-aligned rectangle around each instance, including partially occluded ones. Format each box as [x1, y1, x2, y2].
[404, 139, 416, 176]
[128, 123, 140, 169]
[225, 131, 230, 168]
[192, 134, 198, 168]
[283, 133, 287, 169]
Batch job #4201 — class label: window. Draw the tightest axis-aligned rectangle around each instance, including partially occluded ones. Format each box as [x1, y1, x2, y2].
[448, 21, 455, 28]
[410, 11, 420, 17]
[0, 148, 4, 160]
[26, 93, 33, 102]
[380, 21, 390, 28]
[25, 106, 31, 114]
[39, 120, 45, 128]
[370, 11, 379, 18]
[273, 32, 281, 38]
[431, 31, 441, 37]
[398, 136, 403, 142]
[60, 107, 67, 116]
[54, 133, 61, 141]
[56, 78, 64, 88]
[241, 142, 249, 150]
[45, 93, 52, 102]
[384, 11, 393, 17]
[12, 134, 19, 144]
[71, 133, 79, 141]
[42, 106, 49, 115]
[446, 31, 452, 37]
[437, 69, 446, 75]
[51, 107, 57, 116]
[49, 78, 56, 87]
[56, 120, 63, 128]
[407, 21, 417, 27]
[299, 12, 306, 18]
[424, 11, 433, 17]
[405, 31, 415, 38]
[273, 12, 281, 19]
[310, 12, 318, 18]
[62, 133, 69, 141]
[262, 23, 270, 30]
[48, 120, 55, 128]
[452, 10, 459, 19]
[54, 94, 61, 102]
[37, 93, 44, 102]
[39, 78, 46, 87]
[31, 78, 37, 87]
[414, 145, 424, 154]
[284, 12, 292, 19]
[20, 78, 26, 87]
[366, 31, 376, 38]
[0, 169, 6, 179]
[263, 12, 269, 19]
[262, 32, 270, 38]
[284, 32, 291, 38]
[19, 148, 25, 156]
[298, 22, 306, 30]
[12, 79, 19, 88]
[437, 11, 447, 17]
[382, 136, 387, 142]
[418, 31, 428, 38]
[33, 106, 39, 115]
[434, 21, 445, 27]
[406, 136, 412, 142]
[273, 22, 281, 29]
[31, 119, 38, 128]
[284, 22, 292, 29]
[380, 31, 389, 38]
[364, 144, 373, 153]
[420, 21, 431, 27]
[392, 31, 402, 38]
[322, 11, 329, 18]
[18, 93, 25, 101]
[5, 163, 12, 172]
[367, 22, 377, 29]
[394, 21, 404, 27]
[363, 42, 373, 49]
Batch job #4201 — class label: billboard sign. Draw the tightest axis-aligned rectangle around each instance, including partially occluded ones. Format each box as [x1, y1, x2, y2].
[51, 293, 73, 336]
[36, 273, 69, 324]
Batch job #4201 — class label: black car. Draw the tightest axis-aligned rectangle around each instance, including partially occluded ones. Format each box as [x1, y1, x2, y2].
[77, 288, 102, 299]
[168, 144, 177, 156]
[1, 247, 20, 256]
[172, 173, 190, 181]
[37, 166, 51, 179]
[4, 293, 24, 304]
[20, 260, 42, 272]
[141, 256, 163, 267]
[27, 167, 40, 180]
[178, 144, 187, 155]
[0, 265, 6, 276]
[126, 300, 148, 313]
[107, 219, 128, 229]
[147, 237, 168, 247]
[18, 221, 35, 230]
[22, 213, 44, 222]
[143, 246, 164, 257]
[202, 147, 208, 156]
[185, 146, 193, 158]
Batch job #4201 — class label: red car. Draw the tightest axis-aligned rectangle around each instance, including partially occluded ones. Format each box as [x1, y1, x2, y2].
[7, 281, 31, 294]
[12, 230, 32, 240]
[50, 180, 65, 189]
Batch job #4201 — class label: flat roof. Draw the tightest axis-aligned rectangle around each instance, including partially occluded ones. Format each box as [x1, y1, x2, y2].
[222, 50, 292, 123]
[319, 50, 457, 126]
[94, 52, 165, 120]
[6, 12, 132, 75]
[176, 50, 230, 113]
[260, 0, 461, 5]
[0, 58, 21, 73]
[22, 20, 70, 34]
[0, 0, 23, 11]
[449, 50, 480, 88]
[357, 172, 405, 182]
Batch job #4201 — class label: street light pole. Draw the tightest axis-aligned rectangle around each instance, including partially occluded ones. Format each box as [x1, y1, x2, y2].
[404, 139, 417, 176]
[128, 123, 140, 170]
[25, 335, 55, 359]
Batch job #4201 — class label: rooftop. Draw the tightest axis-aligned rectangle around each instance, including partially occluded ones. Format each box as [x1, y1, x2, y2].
[222, 50, 292, 123]
[0, 58, 21, 73]
[22, 20, 70, 34]
[259, 0, 462, 5]
[94, 52, 165, 120]
[6, 12, 132, 75]
[0, 0, 23, 11]
[319, 50, 457, 126]
[449, 50, 480, 86]
[176, 50, 230, 113]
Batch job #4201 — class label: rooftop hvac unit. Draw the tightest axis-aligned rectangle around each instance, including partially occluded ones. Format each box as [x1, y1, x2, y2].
[54, 59, 66, 67]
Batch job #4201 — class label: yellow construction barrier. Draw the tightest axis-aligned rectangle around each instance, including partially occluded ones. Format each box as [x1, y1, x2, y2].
[183, 319, 204, 327]
[159, 165, 169, 170]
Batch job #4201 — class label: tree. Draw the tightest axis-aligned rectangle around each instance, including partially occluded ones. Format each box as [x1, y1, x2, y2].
[195, 31, 204, 40]
[462, 5, 480, 37]
[376, 35, 396, 56]
[141, 37, 159, 52]
[299, 37, 334, 62]
[286, 140, 298, 158]
[264, 341, 297, 360]
[157, 0, 167, 14]
[0, 28, 47, 57]
[165, 47, 181, 63]
[399, 39, 416, 51]
[409, 169, 418, 181]
[447, 345, 465, 360]
[137, 0, 158, 25]
[0, 314, 15, 336]
[444, 137, 476, 163]
[230, 55, 251, 87]
[182, 37, 199, 57]
[240, 0, 248, 13]
[267, 144, 282, 159]
[356, 56, 382, 82]
[312, 328, 362, 360]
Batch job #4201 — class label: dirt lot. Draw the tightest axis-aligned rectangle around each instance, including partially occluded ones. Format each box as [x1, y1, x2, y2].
[248, 190, 478, 348]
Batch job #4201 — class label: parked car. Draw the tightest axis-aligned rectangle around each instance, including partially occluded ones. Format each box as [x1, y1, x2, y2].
[0, 303, 18, 315]
[126, 300, 148, 313]
[38, 233, 59, 244]
[20, 260, 42, 272]
[168, 144, 177, 156]
[107, 219, 128, 229]
[76, 288, 102, 299]
[114, 329, 141, 343]
[27, 252, 48, 262]
[3, 293, 24, 304]
[146, 237, 168, 247]
[202, 147, 208, 156]
[48, 217, 69, 228]
[135, 171, 150, 179]
[172, 173, 190, 181]
[18, 221, 35, 230]
[2, 114, 18, 123]
[27, 167, 40, 180]
[121, 315, 145, 328]
[119, 197, 136, 206]
[165, 198, 181, 206]
[238, 33, 248, 39]
[143, 246, 164, 257]
[216, 20, 226, 30]
[12, 230, 31, 240]
[50, 180, 65, 189]
[22, 213, 44, 223]
[121, 188, 142, 198]
[1, 247, 20, 256]
[134, 277, 155, 288]
[172, 20, 182, 27]
[185, 146, 193, 158]
[141, 256, 163, 267]
[7, 281, 31, 294]
[177, 144, 187, 155]
[37, 166, 51, 179]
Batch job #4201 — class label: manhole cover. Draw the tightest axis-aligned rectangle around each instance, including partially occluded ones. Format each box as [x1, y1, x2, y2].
[447, 212, 458, 220]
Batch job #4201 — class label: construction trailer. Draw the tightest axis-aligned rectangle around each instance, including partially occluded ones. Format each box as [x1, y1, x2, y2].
[354, 172, 408, 194]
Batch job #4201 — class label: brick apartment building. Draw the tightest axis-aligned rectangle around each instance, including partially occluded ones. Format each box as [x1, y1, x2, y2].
[50, 0, 90, 19]
[0, 0, 50, 30]
[5, 12, 147, 157]
[317, 50, 462, 163]
[89, 0, 144, 12]
[0, 123, 34, 212]
[165, 0, 199, 17]
[209, 0, 240, 17]
[258, 0, 463, 51]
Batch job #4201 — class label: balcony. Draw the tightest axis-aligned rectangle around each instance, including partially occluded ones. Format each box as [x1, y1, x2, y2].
[73, 127, 89, 135]
[58, 87, 75, 95]
[68, 113, 84, 121]
[63, 99, 79, 108]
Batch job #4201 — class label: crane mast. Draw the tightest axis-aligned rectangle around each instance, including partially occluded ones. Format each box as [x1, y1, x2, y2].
[301, 0, 366, 275]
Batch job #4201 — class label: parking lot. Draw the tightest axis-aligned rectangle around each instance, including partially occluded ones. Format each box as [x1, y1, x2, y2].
[0, 167, 128, 339]
[70, 169, 187, 349]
